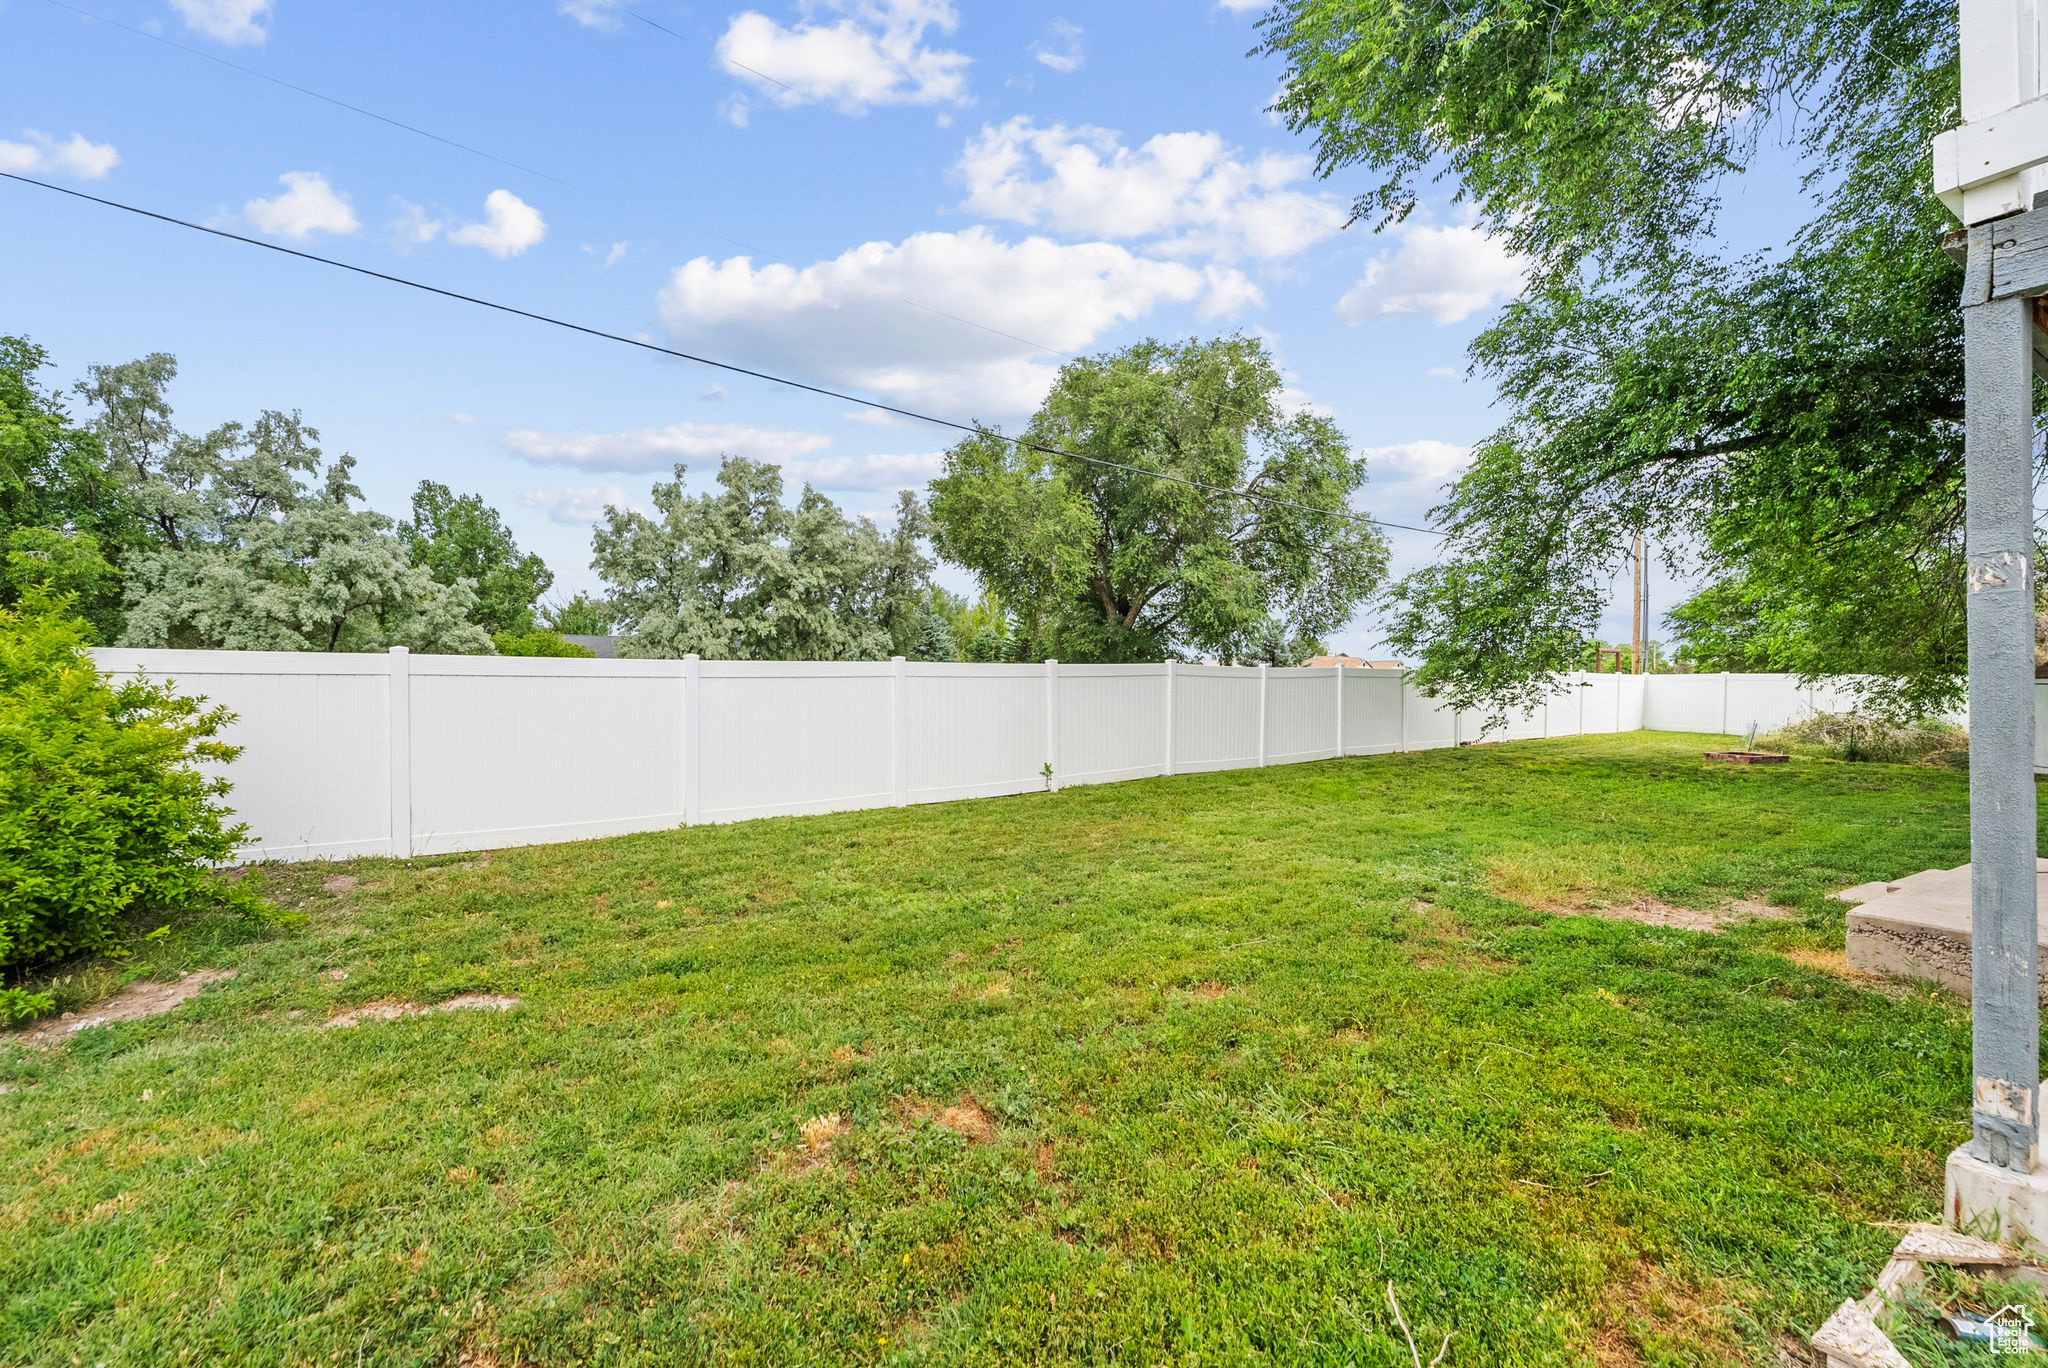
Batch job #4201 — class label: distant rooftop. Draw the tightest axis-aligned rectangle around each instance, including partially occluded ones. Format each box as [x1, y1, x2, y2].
[1305, 654, 1403, 670]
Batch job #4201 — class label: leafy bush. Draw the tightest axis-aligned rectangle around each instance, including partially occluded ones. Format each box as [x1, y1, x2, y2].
[491, 629, 596, 658]
[0, 593, 256, 1023]
[1756, 711, 1968, 768]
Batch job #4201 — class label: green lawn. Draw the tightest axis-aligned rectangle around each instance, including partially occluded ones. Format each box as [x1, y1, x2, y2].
[0, 733, 2018, 1365]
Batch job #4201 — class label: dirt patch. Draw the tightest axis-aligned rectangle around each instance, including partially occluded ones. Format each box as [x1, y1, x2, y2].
[323, 993, 519, 1029]
[1185, 980, 1231, 1001]
[1593, 1259, 1739, 1366]
[935, 1096, 995, 1143]
[1548, 896, 1793, 934]
[1776, 943, 1907, 996]
[8, 970, 236, 1048]
[321, 874, 359, 894]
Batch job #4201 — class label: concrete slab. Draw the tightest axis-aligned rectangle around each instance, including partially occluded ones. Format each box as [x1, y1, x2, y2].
[1839, 860, 2048, 1002]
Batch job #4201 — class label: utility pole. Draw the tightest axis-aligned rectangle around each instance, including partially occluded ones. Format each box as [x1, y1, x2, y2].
[1934, 0, 2048, 1234]
[1631, 532, 1644, 674]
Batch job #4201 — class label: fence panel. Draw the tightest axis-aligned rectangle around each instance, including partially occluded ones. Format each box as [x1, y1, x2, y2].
[1173, 665, 1262, 772]
[1343, 669, 1405, 754]
[93, 649, 392, 862]
[1402, 682, 1459, 751]
[1618, 675, 1647, 732]
[904, 663, 1044, 804]
[1265, 667, 1338, 763]
[1721, 674, 1806, 736]
[1541, 678, 1586, 738]
[695, 661, 894, 823]
[1059, 664, 1169, 785]
[92, 648, 1973, 860]
[1640, 673, 1724, 732]
[408, 656, 685, 855]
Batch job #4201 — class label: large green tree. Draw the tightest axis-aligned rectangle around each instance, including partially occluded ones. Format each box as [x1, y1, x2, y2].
[591, 457, 935, 660]
[1258, 0, 1973, 713]
[929, 335, 1386, 663]
[74, 355, 490, 654]
[0, 337, 129, 637]
[400, 480, 553, 635]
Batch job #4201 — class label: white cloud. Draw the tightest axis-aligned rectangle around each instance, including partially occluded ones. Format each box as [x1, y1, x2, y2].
[451, 412, 477, 425]
[1030, 19, 1083, 73]
[603, 240, 628, 268]
[0, 131, 120, 181]
[716, 0, 971, 113]
[244, 172, 360, 240]
[1364, 440, 1472, 494]
[559, 0, 624, 28]
[171, 0, 271, 43]
[521, 484, 634, 526]
[502, 421, 833, 472]
[1425, 366, 1462, 381]
[447, 190, 547, 258]
[390, 200, 444, 247]
[1337, 221, 1527, 325]
[955, 118, 1345, 262]
[1216, 0, 1265, 11]
[783, 451, 943, 492]
[655, 226, 1259, 415]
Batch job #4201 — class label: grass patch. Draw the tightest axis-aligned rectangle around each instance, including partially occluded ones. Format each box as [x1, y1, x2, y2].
[0, 733, 2016, 1365]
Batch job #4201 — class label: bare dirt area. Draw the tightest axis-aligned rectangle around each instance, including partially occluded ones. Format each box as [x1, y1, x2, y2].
[7, 970, 237, 1048]
[322, 993, 520, 1029]
[1551, 896, 1793, 933]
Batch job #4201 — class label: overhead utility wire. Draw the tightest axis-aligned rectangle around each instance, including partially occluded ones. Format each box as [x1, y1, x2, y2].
[36, 0, 567, 184]
[2, 173, 1446, 540]
[602, 2, 799, 95]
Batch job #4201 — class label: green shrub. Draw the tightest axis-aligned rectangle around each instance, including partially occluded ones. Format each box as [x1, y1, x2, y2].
[0, 592, 256, 1023]
[1756, 711, 1968, 768]
[491, 628, 596, 658]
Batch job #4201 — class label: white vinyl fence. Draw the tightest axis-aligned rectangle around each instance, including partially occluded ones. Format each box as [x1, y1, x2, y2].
[87, 649, 1976, 863]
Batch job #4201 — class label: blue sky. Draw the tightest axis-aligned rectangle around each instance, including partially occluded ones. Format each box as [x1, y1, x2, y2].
[4, 0, 1732, 655]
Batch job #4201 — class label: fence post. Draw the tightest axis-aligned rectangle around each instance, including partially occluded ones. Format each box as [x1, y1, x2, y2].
[1721, 671, 1733, 735]
[1043, 659, 1062, 792]
[682, 654, 701, 826]
[387, 646, 412, 858]
[1257, 663, 1269, 766]
[1334, 664, 1345, 757]
[1398, 671, 1409, 753]
[892, 655, 909, 806]
[1162, 659, 1176, 777]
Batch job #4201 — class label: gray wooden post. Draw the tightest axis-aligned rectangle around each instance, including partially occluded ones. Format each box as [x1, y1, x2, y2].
[1963, 223, 2041, 1172]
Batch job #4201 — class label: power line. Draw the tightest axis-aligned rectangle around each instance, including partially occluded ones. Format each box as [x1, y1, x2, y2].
[602, 4, 799, 95]
[36, 0, 567, 185]
[2, 173, 1446, 540]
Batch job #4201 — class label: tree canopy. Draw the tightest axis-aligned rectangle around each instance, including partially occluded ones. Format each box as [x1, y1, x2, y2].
[929, 335, 1386, 663]
[1258, 0, 1973, 713]
[400, 480, 554, 635]
[74, 354, 489, 654]
[591, 457, 935, 660]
